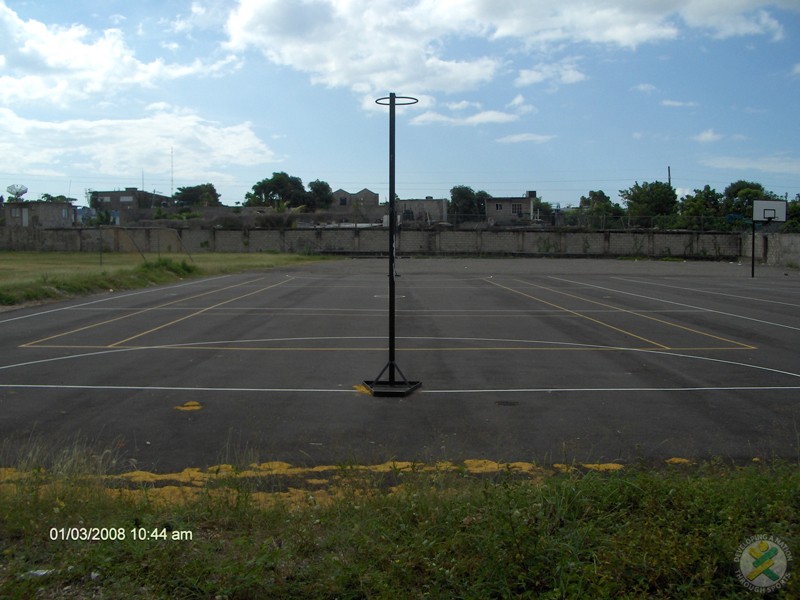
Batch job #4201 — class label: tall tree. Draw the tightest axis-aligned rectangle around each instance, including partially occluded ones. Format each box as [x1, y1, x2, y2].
[450, 185, 488, 220]
[579, 190, 622, 215]
[721, 180, 764, 216]
[679, 185, 722, 217]
[307, 179, 333, 211]
[619, 181, 677, 216]
[174, 183, 221, 207]
[245, 172, 307, 208]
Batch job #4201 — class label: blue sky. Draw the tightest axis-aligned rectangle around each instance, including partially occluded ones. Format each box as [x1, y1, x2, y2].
[1, 0, 798, 208]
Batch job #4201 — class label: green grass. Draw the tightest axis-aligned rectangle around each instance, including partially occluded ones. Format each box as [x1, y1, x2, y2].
[1, 450, 798, 599]
[0, 252, 332, 306]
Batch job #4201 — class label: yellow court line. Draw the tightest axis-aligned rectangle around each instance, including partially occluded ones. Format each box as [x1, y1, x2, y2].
[485, 279, 670, 349]
[513, 278, 756, 350]
[21, 275, 276, 348]
[109, 278, 294, 347]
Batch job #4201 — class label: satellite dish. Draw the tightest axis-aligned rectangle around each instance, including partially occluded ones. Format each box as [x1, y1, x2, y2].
[6, 184, 28, 199]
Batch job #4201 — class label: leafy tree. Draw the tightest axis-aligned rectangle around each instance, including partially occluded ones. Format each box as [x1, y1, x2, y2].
[174, 183, 221, 207]
[782, 196, 800, 232]
[721, 180, 764, 217]
[679, 185, 722, 217]
[450, 185, 488, 220]
[38, 193, 75, 203]
[530, 196, 554, 218]
[307, 179, 333, 211]
[619, 181, 677, 217]
[245, 172, 307, 209]
[579, 190, 623, 216]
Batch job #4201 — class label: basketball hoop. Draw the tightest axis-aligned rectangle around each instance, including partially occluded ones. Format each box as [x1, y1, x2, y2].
[375, 96, 419, 106]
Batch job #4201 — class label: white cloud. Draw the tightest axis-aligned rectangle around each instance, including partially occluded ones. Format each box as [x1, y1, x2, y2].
[793, 63, 800, 76]
[516, 59, 586, 88]
[506, 94, 536, 115]
[165, 1, 231, 34]
[478, 1, 796, 46]
[225, 0, 499, 95]
[0, 3, 239, 107]
[0, 107, 278, 186]
[3, 0, 795, 112]
[693, 128, 723, 142]
[411, 110, 518, 126]
[700, 153, 800, 175]
[447, 100, 482, 111]
[220, 1, 800, 100]
[455, 2, 682, 48]
[632, 83, 657, 93]
[661, 99, 699, 107]
[680, 6, 785, 41]
[496, 133, 555, 144]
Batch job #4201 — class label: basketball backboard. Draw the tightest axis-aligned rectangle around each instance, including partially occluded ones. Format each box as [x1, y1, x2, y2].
[753, 200, 787, 222]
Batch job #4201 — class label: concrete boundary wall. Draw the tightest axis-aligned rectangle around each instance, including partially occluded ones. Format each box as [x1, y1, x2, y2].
[3, 226, 800, 265]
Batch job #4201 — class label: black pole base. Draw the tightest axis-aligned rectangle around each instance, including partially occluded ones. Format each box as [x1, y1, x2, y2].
[363, 379, 422, 397]
[363, 361, 421, 397]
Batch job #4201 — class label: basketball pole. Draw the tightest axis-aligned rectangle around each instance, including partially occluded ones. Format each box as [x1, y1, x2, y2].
[363, 93, 421, 397]
[751, 216, 755, 278]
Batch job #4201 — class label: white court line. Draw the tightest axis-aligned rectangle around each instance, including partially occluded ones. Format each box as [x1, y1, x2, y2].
[547, 276, 800, 332]
[0, 347, 145, 371]
[0, 384, 354, 393]
[613, 277, 800, 308]
[3, 339, 799, 385]
[0, 275, 233, 325]
[422, 386, 800, 394]
[0, 383, 798, 395]
[1, 337, 608, 371]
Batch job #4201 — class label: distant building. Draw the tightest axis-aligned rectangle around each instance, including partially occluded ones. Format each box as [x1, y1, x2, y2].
[398, 197, 448, 224]
[89, 187, 171, 224]
[3, 201, 76, 228]
[485, 191, 539, 225]
[331, 188, 379, 211]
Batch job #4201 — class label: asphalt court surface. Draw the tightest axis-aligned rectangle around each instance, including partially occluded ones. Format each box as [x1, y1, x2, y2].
[1, 257, 799, 471]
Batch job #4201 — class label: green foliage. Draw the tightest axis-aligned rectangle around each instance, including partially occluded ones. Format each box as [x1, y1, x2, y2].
[138, 258, 197, 277]
[0, 258, 197, 305]
[0, 252, 331, 306]
[620, 181, 678, 218]
[38, 193, 77, 203]
[174, 183, 221, 207]
[722, 180, 764, 216]
[579, 190, 624, 216]
[243, 172, 335, 213]
[781, 198, 800, 232]
[1, 459, 798, 598]
[450, 185, 489, 220]
[245, 172, 306, 209]
[307, 179, 334, 211]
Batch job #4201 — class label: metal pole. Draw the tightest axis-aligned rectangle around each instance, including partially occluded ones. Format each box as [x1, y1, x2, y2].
[751, 217, 755, 278]
[388, 93, 397, 383]
[363, 93, 420, 397]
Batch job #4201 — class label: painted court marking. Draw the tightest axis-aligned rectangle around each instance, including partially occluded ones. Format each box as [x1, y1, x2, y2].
[3, 338, 799, 395]
[0, 383, 798, 395]
[6, 265, 794, 399]
[551, 276, 800, 332]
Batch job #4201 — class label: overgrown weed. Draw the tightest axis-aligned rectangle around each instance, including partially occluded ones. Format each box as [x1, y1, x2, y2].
[1, 447, 798, 598]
